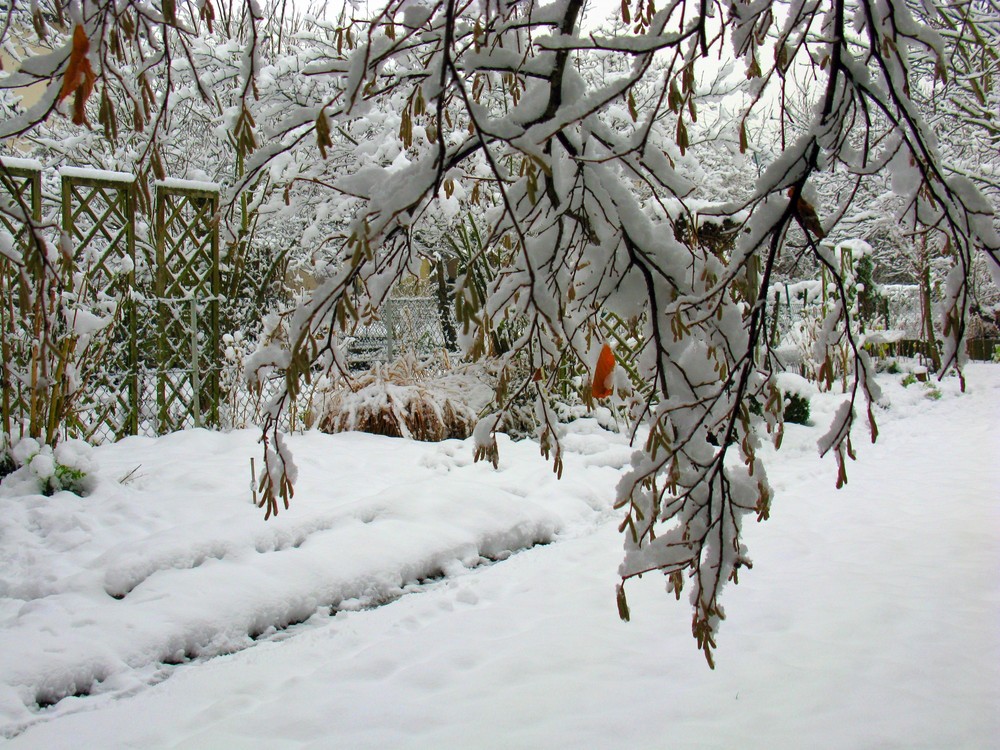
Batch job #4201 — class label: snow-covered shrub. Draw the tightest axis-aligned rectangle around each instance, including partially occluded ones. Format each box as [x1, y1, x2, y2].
[317, 354, 491, 442]
[773, 240, 887, 389]
[1, 437, 97, 497]
[775, 372, 815, 426]
[783, 393, 811, 425]
[966, 311, 998, 341]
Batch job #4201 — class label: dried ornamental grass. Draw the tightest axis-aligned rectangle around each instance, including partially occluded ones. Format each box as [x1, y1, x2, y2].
[317, 356, 483, 442]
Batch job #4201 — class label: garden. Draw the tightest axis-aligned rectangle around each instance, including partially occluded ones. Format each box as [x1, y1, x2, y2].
[1, 0, 998, 745]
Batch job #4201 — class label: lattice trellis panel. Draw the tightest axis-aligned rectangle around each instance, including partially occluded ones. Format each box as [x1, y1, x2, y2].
[599, 311, 655, 401]
[0, 160, 41, 244]
[0, 160, 42, 438]
[155, 182, 221, 433]
[61, 168, 138, 443]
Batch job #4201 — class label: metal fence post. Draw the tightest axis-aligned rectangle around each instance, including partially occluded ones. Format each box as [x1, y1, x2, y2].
[190, 297, 201, 427]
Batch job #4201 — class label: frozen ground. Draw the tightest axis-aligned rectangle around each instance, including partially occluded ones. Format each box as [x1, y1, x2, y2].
[1, 364, 998, 748]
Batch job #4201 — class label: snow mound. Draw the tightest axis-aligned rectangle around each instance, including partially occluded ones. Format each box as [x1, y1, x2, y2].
[0, 422, 629, 735]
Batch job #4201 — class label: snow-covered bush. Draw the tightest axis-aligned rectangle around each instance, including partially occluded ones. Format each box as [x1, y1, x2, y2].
[317, 354, 491, 442]
[775, 372, 816, 426]
[783, 393, 811, 426]
[1, 436, 97, 497]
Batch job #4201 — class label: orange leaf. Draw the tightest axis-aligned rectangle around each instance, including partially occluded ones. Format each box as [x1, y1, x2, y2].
[592, 344, 616, 399]
[60, 25, 96, 126]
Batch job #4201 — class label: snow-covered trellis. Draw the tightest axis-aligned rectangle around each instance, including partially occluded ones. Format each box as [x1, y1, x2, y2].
[60, 167, 139, 442]
[0, 157, 42, 439]
[153, 180, 222, 433]
[0, 165, 228, 444]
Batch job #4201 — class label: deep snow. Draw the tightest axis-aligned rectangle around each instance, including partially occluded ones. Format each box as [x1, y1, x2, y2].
[2, 364, 998, 748]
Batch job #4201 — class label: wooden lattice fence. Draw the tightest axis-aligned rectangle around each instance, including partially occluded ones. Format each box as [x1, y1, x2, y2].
[0, 158, 42, 439]
[154, 181, 221, 432]
[60, 167, 139, 442]
[0, 161, 224, 444]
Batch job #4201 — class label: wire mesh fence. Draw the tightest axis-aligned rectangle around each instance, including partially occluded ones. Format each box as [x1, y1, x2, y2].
[347, 297, 454, 369]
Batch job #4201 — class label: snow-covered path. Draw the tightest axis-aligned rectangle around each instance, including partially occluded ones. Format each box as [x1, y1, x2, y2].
[4, 365, 999, 748]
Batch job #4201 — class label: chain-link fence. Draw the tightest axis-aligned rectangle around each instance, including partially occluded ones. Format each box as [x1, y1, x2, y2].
[346, 296, 455, 369]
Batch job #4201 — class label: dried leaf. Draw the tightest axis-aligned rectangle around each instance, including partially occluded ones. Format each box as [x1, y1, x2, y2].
[676, 117, 688, 155]
[592, 343, 616, 399]
[795, 195, 826, 238]
[59, 25, 97, 127]
[32, 8, 48, 41]
[200, 0, 216, 32]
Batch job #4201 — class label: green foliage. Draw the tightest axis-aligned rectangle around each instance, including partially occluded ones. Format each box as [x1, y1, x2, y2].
[49, 463, 88, 496]
[1, 436, 94, 497]
[446, 214, 519, 358]
[783, 392, 811, 425]
[901, 373, 917, 387]
[0, 434, 14, 480]
[853, 253, 885, 330]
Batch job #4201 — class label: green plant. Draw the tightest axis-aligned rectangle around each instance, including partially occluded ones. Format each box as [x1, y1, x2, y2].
[50, 462, 89, 496]
[886, 359, 901, 374]
[783, 392, 811, 425]
[993, 344, 1000, 363]
[0, 433, 14, 480]
[446, 213, 520, 358]
[923, 384, 942, 400]
[2, 437, 95, 497]
[901, 373, 917, 387]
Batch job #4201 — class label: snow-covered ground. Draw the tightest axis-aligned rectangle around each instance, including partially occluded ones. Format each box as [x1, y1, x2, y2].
[2, 364, 998, 748]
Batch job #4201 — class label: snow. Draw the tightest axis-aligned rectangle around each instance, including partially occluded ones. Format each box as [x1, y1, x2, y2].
[57, 167, 136, 184]
[774, 370, 816, 399]
[0, 156, 43, 172]
[154, 178, 221, 193]
[835, 237, 873, 260]
[2, 365, 999, 747]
